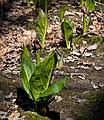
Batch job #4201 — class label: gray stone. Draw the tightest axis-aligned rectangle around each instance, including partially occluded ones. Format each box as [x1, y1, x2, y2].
[0, 111, 8, 120]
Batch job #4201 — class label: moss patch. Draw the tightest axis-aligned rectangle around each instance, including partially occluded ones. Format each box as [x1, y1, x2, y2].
[21, 111, 50, 120]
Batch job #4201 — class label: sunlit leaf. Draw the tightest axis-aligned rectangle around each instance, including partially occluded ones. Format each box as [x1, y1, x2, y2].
[29, 51, 57, 101]
[36, 10, 48, 48]
[61, 19, 73, 48]
[20, 46, 35, 96]
[40, 78, 67, 98]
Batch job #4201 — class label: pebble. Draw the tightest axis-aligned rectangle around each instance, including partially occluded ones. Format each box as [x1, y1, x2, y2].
[0, 111, 8, 120]
[94, 66, 103, 71]
[71, 73, 85, 80]
[55, 95, 62, 102]
[82, 52, 94, 57]
[66, 56, 76, 62]
[87, 44, 98, 51]
[90, 81, 98, 89]
[71, 50, 81, 57]
[66, 118, 74, 120]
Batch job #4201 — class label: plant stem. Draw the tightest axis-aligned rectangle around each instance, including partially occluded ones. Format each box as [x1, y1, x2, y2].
[83, 13, 87, 33]
[35, 51, 41, 65]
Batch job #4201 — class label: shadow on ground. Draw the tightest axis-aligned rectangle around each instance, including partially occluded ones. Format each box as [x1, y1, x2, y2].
[71, 89, 104, 120]
[16, 87, 60, 120]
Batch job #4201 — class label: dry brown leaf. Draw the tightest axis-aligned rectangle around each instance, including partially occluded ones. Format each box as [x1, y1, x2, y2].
[0, 47, 12, 57]
[8, 111, 20, 120]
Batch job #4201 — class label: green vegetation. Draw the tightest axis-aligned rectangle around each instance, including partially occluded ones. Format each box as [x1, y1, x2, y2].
[80, 0, 95, 33]
[36, 10, 48, 49]
[20, 46, 67, 113]
[59, 5, 73, 49]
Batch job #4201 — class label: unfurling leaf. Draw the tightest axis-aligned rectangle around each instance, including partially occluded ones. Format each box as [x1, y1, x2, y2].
[29, 51, 57, 101]
[61, 19, 73, 49]
[36, 10, 48, 48]
[20, 46, 35, 97]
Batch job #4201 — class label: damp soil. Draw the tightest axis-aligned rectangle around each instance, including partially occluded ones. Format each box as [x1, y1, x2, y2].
[0, 0, 104, 119]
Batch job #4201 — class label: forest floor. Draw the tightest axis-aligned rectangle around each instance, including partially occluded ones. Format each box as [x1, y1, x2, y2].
[0, 0, 104, 120]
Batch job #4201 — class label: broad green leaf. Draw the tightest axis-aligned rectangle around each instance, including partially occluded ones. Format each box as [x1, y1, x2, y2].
[20, 46, 35, 96]
[29, 51, 57, 101]
[36, 10, 48, 48]
[61, 19, 73, 48]
[59, 5, 67, 22]
[86, 0, 95, 12]
[40, 78, 67, 98]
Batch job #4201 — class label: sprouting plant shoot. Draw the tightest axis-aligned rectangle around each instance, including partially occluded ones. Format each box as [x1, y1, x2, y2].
[59, 5, 73, 49]
[61, 19, 73, 49]
[80, 0, 95, 33]
[36, 10, 48, 49]
[20, 46, 67, 113]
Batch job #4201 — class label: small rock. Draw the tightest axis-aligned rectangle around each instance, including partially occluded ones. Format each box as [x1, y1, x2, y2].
[99, 83, 104, 87]
[66, 118, 74, 120]
[78, 65, 91, 69]
[67, 56, 75, 62]
[82, 52, 94, 57]
[55, 95, 62, 102]
[90, 81, 98, 89]
[79, 46, 86, 54]
[5, 92, 13, 99]
[71, 50, 81, 57]
[71, 73, 85, 80]
[0, 111, 8, 120]
[65, 11, 75, 16]
[87, 44, 98, 51]
[78, 60, 95, 66]
[94, 66, 103, 71]
[82, 40, 87, 45]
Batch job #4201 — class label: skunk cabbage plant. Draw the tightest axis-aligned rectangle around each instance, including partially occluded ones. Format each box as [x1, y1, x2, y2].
[20, 46, 67, 111]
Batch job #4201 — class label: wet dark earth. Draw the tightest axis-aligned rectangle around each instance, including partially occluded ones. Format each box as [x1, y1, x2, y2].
[0, 41, 104, 120]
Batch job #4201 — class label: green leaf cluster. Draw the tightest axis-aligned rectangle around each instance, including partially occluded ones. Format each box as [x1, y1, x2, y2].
[21, 46, 68, 106]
